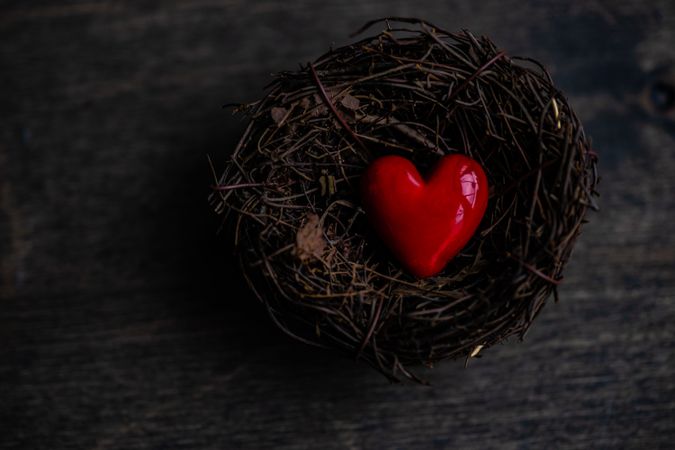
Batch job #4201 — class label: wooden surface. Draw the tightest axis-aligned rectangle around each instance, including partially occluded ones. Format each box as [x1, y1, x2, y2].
[1, 1, 674, 448]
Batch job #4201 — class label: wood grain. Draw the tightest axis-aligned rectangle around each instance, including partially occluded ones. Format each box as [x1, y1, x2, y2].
[1, 1, 674, 448]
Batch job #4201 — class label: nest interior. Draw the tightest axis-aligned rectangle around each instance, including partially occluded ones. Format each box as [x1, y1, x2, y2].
[210, 18, 599, 382]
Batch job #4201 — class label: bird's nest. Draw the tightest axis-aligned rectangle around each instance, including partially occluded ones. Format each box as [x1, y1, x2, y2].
[209, 18, 599, 382]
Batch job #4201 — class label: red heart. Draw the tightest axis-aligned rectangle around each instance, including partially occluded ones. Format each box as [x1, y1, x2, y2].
[361, 154, 488, 278]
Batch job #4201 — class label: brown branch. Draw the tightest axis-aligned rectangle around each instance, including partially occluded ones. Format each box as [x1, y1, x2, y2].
[447, 50, 507, 103]
[309, 62, 368, 152]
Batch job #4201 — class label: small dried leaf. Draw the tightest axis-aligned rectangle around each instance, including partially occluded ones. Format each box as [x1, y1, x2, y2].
[470, 344, 484, 358]
[270, 107, 288, 125]
[341, 94, 360, 110]
[295, 214, 326, 262]
[319, 175, 327, 196]
[327, 175, 336, 195]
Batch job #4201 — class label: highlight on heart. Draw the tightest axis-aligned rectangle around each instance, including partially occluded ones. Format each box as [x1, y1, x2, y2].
[209, 18, 599, 382]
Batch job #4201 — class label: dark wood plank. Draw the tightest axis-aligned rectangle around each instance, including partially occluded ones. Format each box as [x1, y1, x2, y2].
[1, 1, 674, 448]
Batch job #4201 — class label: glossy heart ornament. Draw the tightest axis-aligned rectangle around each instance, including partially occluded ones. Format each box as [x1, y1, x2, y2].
[361, 154, 488, 278]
